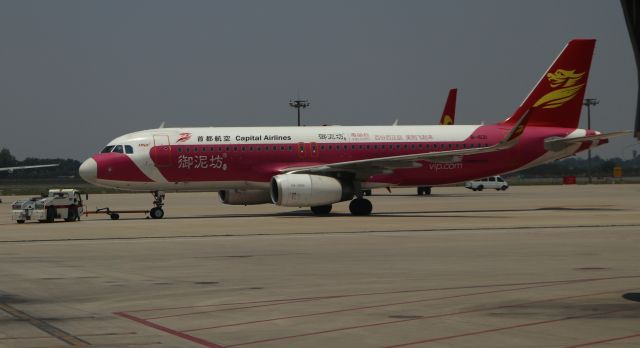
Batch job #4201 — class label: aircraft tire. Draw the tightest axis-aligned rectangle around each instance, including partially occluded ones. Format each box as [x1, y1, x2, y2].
[349, 198, 372, 216]
[310, 205, 332, 215]
[150, 207, 164, 219]
[17, 220, 25, 224]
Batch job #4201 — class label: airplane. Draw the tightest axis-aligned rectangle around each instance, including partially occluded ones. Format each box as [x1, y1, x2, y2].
[439, 88, 457, 126]
[0, 164, 59, 202]
[0, 164, 59, 174]
[79, 39, 629, 218]
[417, 88, 458, 196]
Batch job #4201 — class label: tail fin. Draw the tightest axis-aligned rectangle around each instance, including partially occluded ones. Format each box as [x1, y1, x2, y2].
[440, 88, 457, 125]
[502, 39, 595, 129]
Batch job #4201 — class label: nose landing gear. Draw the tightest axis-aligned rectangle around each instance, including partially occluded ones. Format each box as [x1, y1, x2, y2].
[150, 191, 165, 219]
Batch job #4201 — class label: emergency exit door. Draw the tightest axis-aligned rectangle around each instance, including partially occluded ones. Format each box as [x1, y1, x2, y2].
[153, 135, 172, 167]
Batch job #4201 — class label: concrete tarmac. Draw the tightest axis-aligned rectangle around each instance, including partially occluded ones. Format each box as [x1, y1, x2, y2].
[0, 185, 639, 347]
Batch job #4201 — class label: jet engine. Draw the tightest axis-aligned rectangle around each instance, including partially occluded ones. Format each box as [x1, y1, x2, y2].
[270, 174, 353, 207]
[218, 189, 272, 205]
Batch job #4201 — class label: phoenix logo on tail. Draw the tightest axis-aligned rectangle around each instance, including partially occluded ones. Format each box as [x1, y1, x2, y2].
[533, 69, 585, 109]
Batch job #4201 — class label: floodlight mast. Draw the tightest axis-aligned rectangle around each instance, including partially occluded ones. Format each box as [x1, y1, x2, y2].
[583, 98, 599, 184]
[289, 98, 310, 126]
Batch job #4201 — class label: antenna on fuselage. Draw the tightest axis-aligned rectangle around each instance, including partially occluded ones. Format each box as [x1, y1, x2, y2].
[159, 121, 165, 129]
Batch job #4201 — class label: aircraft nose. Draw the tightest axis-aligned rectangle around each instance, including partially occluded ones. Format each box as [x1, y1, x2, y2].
[79, 158, 97, 183]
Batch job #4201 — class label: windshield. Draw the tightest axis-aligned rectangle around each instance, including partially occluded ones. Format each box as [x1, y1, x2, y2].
[101, 145, 115, 153]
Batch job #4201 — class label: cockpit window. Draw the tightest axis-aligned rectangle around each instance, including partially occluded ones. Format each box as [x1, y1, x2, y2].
[101, 145, 115, 153]
[112, 145, 124, 153]
[125, 145, 134, 154]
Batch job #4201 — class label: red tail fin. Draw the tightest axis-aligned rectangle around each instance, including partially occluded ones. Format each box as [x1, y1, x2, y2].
[440, 88, 457, 125]
[502, 39, 595, 128]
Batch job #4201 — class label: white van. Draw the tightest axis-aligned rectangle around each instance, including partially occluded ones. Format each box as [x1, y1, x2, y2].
[464, 176, 509, 191]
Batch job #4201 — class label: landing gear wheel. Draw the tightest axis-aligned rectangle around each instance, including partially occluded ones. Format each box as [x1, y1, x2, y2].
[150, 207, 164, 219]
[349, 198, 373, 216]
[310, 205, 332, 215]
[17, 220, 25, 224]
[110, 213, 120, 220]
[417, 186, 432, 195]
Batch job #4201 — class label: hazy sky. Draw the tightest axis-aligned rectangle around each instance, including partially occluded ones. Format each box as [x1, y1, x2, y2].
[1, 0, 637, 161]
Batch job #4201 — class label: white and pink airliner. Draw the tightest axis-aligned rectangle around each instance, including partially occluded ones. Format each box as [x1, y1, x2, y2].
[79, 39, 628, 218]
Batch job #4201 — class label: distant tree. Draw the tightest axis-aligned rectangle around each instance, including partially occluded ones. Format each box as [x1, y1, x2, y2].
[0, 148, 17, 167]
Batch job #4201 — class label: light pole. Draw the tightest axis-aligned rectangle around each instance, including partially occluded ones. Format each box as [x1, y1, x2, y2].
[583, 98, 599, 184]
[289, 98, 310, 126]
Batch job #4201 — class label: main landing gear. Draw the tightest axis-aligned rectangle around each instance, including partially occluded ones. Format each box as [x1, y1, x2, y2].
[150, 191, 165, 219]
[417, 186, 431, 195]
[349, 198, 372, 216]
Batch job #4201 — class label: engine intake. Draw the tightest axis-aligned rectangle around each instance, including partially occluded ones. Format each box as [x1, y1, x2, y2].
[270, 174, 352, 207]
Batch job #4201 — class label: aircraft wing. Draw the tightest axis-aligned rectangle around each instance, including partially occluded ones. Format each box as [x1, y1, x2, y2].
[284, 108, 533, 179]
[0, 164, 59, 173]
[544, 131, 632, 152]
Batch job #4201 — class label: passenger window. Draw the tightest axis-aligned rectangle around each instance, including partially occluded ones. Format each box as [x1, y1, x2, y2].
[194, 147, 198, 153]
[257, 146, 261, 151]
[366, 145, 370, 150]
[265, 146, 270, 151]
[489, 177, 496, 182]
[202, 147, 207, 152]
[288, 146, 292, 151]
[178, 147, 182, 153]
[125, 145, 134, 154]
[358, 145, 363, 150]
[113, 145, 123, 153]
[249, 146, 253, 151]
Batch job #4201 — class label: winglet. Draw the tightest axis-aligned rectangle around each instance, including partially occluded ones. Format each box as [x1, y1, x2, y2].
[439, 88, 457, 125]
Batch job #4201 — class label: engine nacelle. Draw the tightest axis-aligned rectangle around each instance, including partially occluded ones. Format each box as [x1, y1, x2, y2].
[270, 174, 352, 207]
[218, 189, 272, 205]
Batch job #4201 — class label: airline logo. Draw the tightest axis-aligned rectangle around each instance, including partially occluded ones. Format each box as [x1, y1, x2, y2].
[177, 132, 192, 143]
[441, 115, 454, 125]
[533, 69, 585, 109]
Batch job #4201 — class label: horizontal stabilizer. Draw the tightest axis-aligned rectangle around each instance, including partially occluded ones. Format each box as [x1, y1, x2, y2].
[544, 131, 632, 152]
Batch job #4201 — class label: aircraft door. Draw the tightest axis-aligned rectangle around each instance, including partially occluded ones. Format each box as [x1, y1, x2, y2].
[153, 135, 172, 167]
